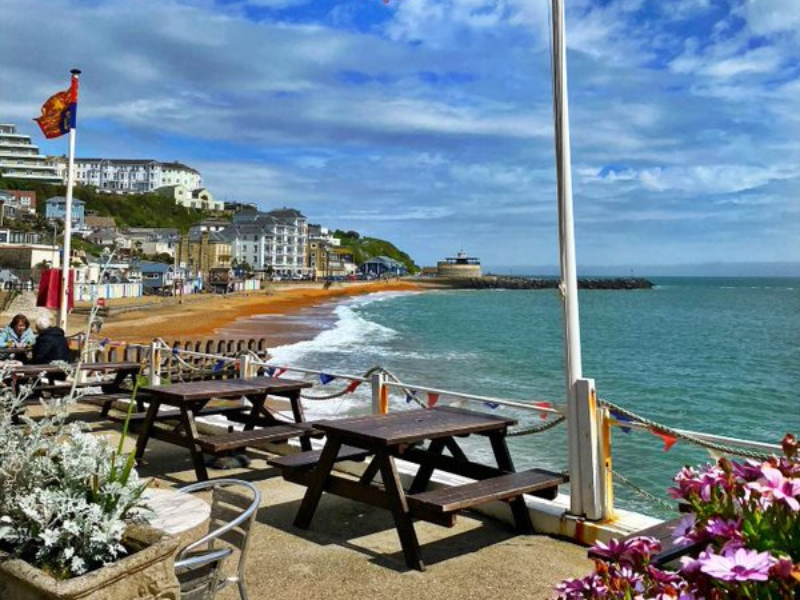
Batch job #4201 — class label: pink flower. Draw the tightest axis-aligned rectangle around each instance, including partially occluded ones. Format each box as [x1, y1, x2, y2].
[698, 547, 774, 582]
[747, 465, 800, 511]
[589, 536, 660, 566]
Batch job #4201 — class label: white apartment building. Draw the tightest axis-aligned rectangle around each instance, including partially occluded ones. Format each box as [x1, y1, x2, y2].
[216, 209, 309, 278]
[50, 157, 203, 193]
[0, 123, 61, 183]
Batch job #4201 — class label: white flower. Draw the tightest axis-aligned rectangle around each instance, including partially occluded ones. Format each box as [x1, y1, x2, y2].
[40, 529, 59, 547]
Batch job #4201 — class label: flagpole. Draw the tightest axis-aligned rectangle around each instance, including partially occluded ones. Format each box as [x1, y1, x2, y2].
[59, 69, 81, 332]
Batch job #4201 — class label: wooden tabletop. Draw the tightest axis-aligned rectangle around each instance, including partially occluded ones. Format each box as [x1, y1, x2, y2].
[8, 361, 141, 376]
[313, 406, 517, 447]
[141, 377, 312, 402]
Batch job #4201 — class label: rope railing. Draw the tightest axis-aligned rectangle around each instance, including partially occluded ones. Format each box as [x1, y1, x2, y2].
[600, 398, 778, 460]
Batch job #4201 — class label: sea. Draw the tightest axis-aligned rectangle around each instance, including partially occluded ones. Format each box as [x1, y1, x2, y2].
[260, 277, 800, 518]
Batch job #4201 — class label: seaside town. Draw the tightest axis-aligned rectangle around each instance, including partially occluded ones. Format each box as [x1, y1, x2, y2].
[0, 0, 798, 598]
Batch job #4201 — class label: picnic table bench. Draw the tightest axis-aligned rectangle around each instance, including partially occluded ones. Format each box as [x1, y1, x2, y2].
[5, 361, 142, 417]
[269, 406, 566, 570]
[137, 377, 315, 481]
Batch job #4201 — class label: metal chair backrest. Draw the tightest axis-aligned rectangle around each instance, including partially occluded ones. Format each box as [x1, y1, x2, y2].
[176, 479, 261, 600]
[174, 547, 233, 600]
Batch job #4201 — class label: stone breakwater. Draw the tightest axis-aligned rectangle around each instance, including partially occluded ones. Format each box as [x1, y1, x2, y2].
[437, 276, 655, 290]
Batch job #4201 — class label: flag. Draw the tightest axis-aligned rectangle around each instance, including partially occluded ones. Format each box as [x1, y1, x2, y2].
[34, 77, 79, 139]
[265, 367, 276, 378]
[427, 393, 439, 408]
[650, 427, 678, 452]
[320, 373, 336, 385]
[345, 380, 361, 393]
[405, 390, 416, 404]
[36, 268, 74, 310]
[609, 410, 633, 433]
[534, 401, 552, 420]
[275, 367, 287, 378]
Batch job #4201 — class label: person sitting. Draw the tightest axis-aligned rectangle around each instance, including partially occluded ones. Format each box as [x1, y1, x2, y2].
[0, 314, 36, 348]
[31, 314, 71, 365]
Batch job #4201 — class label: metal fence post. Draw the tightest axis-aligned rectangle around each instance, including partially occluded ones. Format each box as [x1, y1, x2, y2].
[370, 371, 388, 414]
[149, 340, 161, 386]
[598, 406, 615, 520]
[569, 378, 606, 520]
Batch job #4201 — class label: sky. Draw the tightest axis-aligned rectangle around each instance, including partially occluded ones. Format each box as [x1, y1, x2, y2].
[1, 0, 799, 273]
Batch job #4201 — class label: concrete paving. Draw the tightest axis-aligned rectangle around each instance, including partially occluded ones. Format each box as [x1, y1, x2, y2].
[83, 405, 593, 600]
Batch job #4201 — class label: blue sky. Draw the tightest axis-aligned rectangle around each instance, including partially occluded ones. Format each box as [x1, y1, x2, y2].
[2, 0, 799, 272]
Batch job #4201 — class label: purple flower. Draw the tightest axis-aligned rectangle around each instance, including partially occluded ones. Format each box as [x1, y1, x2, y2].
[732, 458, 764, 482]
[672, 514, 698, 547]
[590, 536, 660, 566]
[554, 574, 605, 599]
[747, 465, 800, 511]
[698, 547, 774, 582]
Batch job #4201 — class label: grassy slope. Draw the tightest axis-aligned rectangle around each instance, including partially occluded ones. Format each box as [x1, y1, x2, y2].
[334, 231, 419, 273]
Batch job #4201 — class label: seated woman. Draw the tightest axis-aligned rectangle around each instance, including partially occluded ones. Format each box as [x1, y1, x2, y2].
[31, 314, 71, 365]
[0, 314, 36, 348]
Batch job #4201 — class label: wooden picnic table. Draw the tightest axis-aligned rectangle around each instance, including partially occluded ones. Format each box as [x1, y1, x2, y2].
[270, 406, 566, 571]
[136, 377, 314, 481]
[5, 361, 143, 416]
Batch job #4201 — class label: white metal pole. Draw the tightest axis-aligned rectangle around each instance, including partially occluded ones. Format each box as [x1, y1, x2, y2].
[58, 69, 81, 332]
[551, 0, 600, 518]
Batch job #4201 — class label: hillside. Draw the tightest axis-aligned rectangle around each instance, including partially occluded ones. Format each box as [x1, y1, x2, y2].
[334, 230, 419, 274]
[0, 179, 215, 231]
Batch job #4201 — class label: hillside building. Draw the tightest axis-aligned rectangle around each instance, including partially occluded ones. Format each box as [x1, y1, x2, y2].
[50, 157, 204, 195]
[0, 123, 61, 183]
[46, 196, 86, 229]
[155, 184, 223, 212]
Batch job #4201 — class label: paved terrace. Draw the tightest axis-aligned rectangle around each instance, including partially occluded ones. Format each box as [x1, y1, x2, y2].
[74, 405, 591, 600]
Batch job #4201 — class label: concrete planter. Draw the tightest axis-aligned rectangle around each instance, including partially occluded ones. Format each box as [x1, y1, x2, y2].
[0, 524, 180, 600]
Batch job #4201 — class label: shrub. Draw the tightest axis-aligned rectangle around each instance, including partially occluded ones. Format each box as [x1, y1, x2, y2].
[0, 365, 147, 579]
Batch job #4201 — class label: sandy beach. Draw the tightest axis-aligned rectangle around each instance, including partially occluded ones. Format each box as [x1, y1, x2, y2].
[99, 280, 424, 345]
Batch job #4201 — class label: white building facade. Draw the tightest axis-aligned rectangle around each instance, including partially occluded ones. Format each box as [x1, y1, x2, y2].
[51, 157, 203, 193]
[219, 209, 309, 278]
[0, 123, 61, 183]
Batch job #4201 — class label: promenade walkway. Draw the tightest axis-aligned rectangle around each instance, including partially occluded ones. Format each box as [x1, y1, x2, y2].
[79, 405, 592, 599]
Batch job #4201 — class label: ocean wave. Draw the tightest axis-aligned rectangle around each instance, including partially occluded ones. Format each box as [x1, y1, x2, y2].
[269, 292, 406, 364]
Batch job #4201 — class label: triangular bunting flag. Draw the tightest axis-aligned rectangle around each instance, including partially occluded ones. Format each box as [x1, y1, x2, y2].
[484, 402, 499, 409]
[275, 368, 287, 378]
[213, 360, 225, 373]
[427, 393, 439, 408]
[171, 347, 180, 356]
[650, 427, 678, 452]
[534, 401, 551, 420]
[609, 410, 633, 433]
[345, 380, 361, 393]
[320, 373, 336, 385]
[99, 337, 110, 349]
[265, 367, 276, 378]
[406, 390, 416, 404]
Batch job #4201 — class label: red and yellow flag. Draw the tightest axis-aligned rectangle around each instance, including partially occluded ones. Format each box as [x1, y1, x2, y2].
[34, 76, 79, 139]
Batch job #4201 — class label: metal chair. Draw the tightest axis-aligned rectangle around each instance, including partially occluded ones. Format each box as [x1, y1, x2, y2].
[175, 547, 233, 600]
[175, 479, 261, 600]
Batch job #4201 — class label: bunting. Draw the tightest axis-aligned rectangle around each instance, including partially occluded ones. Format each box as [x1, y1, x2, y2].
[171, 347, 180, 356]
[345, 380, 361, 393]
[533, 401, 551, 420]
[265, 367, 276, 378]
[427, 392, 439, 408]
[275, 367, 287, 378]
[406, 390, 417, 404]
[213, 359, 225, 373]
[484, 401, 499, 409]
[320, 373, 336, 385]
[650, 427, 678, 452]
[609, 410, 633, 433]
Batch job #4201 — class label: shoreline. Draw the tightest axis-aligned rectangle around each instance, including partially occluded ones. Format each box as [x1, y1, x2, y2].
[99, 280, 424, 345]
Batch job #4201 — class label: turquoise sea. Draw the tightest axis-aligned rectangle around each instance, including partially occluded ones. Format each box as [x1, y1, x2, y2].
[266, 277, 800, 517]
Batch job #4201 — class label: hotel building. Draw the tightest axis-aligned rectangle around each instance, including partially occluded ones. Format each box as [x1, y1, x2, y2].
[0, 123, 61, 183]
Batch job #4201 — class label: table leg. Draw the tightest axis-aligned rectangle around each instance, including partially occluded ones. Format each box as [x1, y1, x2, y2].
[288, 390, 312, 451]
[376, 452, 425, 571]
[181, 404, 209, 481]
[489, 432, 534, 534]
[407, 438, 447, 494]
[134, 399, 161, 461]
[294, 437, 342, 529]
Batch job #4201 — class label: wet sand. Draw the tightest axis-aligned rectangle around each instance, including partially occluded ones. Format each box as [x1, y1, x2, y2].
[100, 281, 423, 345]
